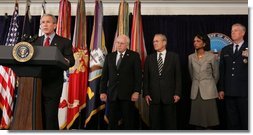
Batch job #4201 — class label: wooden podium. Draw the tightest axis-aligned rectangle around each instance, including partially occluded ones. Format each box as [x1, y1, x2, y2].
[0, 46, 68, 130]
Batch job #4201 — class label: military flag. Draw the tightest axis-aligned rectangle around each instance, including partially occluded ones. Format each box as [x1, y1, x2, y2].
[56, 0, 72, 129]
[67, 0, 89, 129]
[85, 0, 107, 127]
[130, 0, 149, 126]
[111, 0, 129, 52]
[21, 0, 36, 42]
[56, 0, 71, 39]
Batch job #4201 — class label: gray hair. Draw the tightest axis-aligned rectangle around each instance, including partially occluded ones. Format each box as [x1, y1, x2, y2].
[154, 34, 167, 42]
[232, 23, 246, 32]
[154, 34, 167, 47]
[118, 34, 130, 46]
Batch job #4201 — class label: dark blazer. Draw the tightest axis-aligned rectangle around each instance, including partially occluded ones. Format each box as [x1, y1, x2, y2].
[219, 42, 248, 97]
[143, 51, 182, 104]
[100, 49, 142, 101]
[32, 34, 75, 98]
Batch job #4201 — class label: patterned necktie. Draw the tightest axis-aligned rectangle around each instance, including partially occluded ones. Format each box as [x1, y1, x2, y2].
[157, 53, 163, 76]
[234, 44, 239, 55]
[117, 53, 123, 69]
[44, 37, 50, 47]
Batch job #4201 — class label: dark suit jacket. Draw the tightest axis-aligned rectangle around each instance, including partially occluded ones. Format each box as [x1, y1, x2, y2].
[219, 42, 248, 97]
[100, 49, 142, 101]
[32, 34, 75, 98]
[143, 51, 182, 104]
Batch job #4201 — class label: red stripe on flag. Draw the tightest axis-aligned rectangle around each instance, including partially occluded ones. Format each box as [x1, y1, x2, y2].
[0, 71, 8, 91]
[0, 66, 15, 129]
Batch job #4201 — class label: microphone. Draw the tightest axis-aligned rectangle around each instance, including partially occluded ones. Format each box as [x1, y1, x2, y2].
[21, 34, 38, 43]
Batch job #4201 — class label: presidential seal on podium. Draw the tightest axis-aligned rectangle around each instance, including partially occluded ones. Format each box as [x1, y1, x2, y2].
[12, 41, 34, 62]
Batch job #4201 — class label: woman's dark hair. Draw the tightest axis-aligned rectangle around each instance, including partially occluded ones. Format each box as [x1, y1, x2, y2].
[195, 34, 210, 51]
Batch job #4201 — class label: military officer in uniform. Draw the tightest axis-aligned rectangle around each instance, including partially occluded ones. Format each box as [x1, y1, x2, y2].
[218, 23, 248, 130]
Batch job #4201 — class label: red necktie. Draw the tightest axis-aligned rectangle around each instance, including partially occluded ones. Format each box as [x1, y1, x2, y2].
[44, 37, 50, 47]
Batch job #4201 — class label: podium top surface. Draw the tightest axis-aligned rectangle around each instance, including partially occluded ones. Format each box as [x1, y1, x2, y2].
[0, 46, 69, 70]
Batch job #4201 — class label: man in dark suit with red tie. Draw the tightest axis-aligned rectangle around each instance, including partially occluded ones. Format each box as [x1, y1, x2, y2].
[100, 35, 142, 130]
[218, 23, 248, 130]
[143, 34, 182, 130]
[33, 14, 75, 130]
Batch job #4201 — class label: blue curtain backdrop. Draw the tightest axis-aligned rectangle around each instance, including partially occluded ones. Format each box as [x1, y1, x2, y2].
[0, 15, 248, 130]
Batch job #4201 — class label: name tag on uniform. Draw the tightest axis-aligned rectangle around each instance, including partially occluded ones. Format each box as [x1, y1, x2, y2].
[224, 54, 229, 57]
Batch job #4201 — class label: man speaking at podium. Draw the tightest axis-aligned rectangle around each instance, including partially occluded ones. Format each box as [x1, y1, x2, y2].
[32, 14, 75, 130]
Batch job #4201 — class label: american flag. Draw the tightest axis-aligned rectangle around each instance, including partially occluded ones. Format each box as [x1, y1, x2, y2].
[0, 67, 16, 129]
[0, 0, 19, 129]
[5, 1, 19, 46]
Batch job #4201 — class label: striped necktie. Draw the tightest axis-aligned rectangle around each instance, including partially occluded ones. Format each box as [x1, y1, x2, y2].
[157, 53, 163, 76]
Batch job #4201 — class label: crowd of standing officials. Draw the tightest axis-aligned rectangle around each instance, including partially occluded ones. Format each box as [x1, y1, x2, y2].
[24, 13, 248, 130]
[99, 23, 248, 130]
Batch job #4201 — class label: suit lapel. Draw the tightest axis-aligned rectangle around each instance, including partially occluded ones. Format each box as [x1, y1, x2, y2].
[191, 54, 201, 74]
[118, 49, 130, 70]
[226, 44, 233, 58]
[191, 52, 207, 73]
[233, 42, 247, 59]
[199, 52, 209, 65]
[161, 52, 171, 75]
[40, 34, 58, 47]
[38, 36, 44, 46]
[112, 52, 117, 70]
[151, 53, 160, 75]
[191, 53, 201, 66]
[50, 34, 59, 47]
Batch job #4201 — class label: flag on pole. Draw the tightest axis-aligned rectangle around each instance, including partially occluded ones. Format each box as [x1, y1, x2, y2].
[85, 0, 107, 127]
[0, 0, 19, 129]
[58, 70, 70, 129]
[130, 0, 149, 126]
[21, 0, 35, 42]
[130, 0, 146, 68]
[111, 0, 129, 52]
[38, 0, 46, 36]
[56, 0, 71, 40]
[67, 0, 89, 129]
[0, 67, 16, 129]
[0, 13, 10, 45]
[5, 0, 19, 46]
[56, 0, 72, 129]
